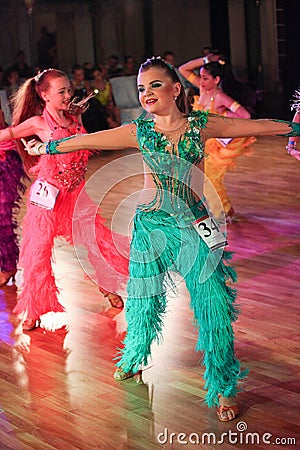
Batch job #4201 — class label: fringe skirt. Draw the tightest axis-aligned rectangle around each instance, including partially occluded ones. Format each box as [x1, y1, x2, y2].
[13, 181, 129, 319]
[204, 137, 256, 216]
[0, 150, 26, 272]
[116, 205, 246, 407]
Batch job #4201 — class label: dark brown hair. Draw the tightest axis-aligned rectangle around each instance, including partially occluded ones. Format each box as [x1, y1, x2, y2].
[139, 56, 187, 115]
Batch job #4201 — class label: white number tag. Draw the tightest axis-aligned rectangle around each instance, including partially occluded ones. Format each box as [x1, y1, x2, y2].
[30, 179, 60, 210]
[192, 215, 227, 251]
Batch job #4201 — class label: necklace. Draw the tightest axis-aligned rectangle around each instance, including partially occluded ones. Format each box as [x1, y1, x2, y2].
[209, 88, 219, 100]
[155, 120, 188, 147]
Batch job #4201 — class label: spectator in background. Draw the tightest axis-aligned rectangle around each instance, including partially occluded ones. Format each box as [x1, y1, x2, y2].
[32, 65, 41, 77]
[121, 55, 137, 76]
[163, 50, 190, 91]
[97, 63, 109, 80]
[83, 62, 94, 81]
[91, 67, 120, 128]
[71, 64, 90, 98]
[106, 54, 123, 78]
[71, 64, 108, 133]
[9, 51, 32, 82]
[163, 51, 175, 66]
[201, 46, 212, 57]
[3, 68, 20, 107]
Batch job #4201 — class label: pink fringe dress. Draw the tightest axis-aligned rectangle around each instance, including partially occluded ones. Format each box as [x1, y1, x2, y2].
[13, 109, 129, 320]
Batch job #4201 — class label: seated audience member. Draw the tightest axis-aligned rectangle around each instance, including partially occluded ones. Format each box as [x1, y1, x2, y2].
[71, 64, 91, 98]
[3, 68, 20, 105]
[91, 67, 120, 129]
[163, 50, 190, 90]
[71, 64, 108, 133]
[121, 55, 137, 76]
[83, 62, 94, 81]
[106, 54, 123, 78]
[10, 50, 32, 81]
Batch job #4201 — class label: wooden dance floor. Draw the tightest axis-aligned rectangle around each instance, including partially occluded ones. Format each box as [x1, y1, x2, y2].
[0, 136, 299, 449]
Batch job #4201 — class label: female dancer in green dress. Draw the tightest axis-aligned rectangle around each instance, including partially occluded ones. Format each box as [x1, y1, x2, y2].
[23, 57, 300, 421]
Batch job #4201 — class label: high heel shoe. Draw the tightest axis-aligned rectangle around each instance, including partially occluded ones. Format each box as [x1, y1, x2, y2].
[99, 288, 124, 309]
[22, 318, 41, 332]
[0, 269, 17, 287]
[113, 367, 135, 381]
[217, 395, 239, 422]
[225, 208, 236, 224]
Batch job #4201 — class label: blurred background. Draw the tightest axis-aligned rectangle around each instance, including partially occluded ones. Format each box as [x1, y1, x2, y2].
[0, 0, 299, 119]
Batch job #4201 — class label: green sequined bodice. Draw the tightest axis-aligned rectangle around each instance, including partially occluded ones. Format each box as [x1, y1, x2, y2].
[134, 110, 209, 213]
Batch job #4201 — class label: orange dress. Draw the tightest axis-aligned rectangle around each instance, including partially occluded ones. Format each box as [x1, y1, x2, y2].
[193, 96, 256, 218]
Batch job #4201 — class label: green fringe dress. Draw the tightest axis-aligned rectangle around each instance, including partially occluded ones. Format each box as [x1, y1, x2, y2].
[116, 110, 246, 407]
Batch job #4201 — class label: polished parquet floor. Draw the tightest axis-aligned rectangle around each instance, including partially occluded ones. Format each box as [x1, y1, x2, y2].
[0, 136, 299, 450]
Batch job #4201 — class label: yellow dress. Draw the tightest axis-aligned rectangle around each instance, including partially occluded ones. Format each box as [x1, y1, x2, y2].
[193, 96, 256, 218]
[93, 81, 111, 107]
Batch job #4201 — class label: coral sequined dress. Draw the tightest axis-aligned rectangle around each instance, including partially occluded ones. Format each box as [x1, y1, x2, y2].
[13, 109, 129, 320]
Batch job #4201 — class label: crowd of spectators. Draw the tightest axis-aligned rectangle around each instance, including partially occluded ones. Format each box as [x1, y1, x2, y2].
[2, 48, 229, 131]
[0, 51, 141, 131]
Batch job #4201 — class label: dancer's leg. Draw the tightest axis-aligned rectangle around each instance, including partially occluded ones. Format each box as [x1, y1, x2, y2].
[114, 211, 175, 374]
[115, 292, 167, 374]
[13, 205, 64, 320]
[177, 232, 245, 409]
[204, 157, 232, 217]
[71, 186, 129, 307]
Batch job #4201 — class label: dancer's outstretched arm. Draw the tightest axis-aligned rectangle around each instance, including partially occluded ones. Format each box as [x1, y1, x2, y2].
[203, 114, 300, 140]
[24, 115, 300, 156]
[24, 123, 138, 155]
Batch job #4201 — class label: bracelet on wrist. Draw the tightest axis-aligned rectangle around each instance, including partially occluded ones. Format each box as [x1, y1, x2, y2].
[286, 142, 296, 154]
[203, 56, 209, 65]
[33, 143, 44, 155]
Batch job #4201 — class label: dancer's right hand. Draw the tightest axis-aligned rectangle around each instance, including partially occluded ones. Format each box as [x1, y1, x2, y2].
[21, 138, 46, 155]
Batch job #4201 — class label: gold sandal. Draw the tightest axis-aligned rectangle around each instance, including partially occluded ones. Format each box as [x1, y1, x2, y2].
[113, 367, 135, 381]
[217, 395, 239, 422]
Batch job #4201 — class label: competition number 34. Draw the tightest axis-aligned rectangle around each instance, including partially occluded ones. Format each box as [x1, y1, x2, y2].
[192, 215, 227, 251]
